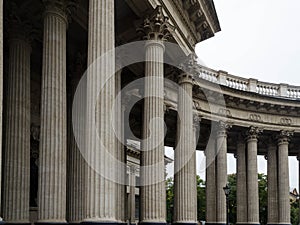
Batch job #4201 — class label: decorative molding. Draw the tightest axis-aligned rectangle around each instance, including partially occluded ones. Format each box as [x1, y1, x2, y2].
[249, 113, 262, 122]
[218, 108, 232, 118]
[280, 117, 292, 125]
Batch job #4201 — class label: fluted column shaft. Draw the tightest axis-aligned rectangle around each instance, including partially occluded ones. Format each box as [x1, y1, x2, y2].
[216, 123, 229, 224]
[140, 40, 166, 224]
[277, 133, 291, 224]
[246, 130, 260, 224]
[205, 138, 216, 224]
[84, 0, 116, 223]
[174, 71, 197, 224]
[67, 60, 86, 223]
[236, 140, 247, 224]
[129, 166, 137, 224]
[0, 0, 3, 219]
[38, 3, 68, 223]
[115, 67, 125, 223]
[267, 142, 278, 224]
[3, 27, 31, 223]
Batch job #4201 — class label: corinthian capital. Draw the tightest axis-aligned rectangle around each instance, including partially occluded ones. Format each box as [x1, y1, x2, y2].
[178, 53, 197, 84]
[277, 130, 294, 145]
[43, 0, 78, 22]
[216, 121, 231, 137]
[137, 6, 175, 41]
[246, 126, 263, 141]
[5, 2, 37, 43]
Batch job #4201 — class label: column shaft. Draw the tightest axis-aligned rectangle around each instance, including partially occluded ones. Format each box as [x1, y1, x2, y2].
[246, 133, 260, 224]
[129, 166, 136, 224]
[84, 0, 116, 222]
[38, 5, 68, 222]
[67, 64, 86, 223]
[277, 135, 290, 224]
[216, 123, 228, 224]
[236, 140, 247, 224]
[115, 67, 125, 223]
[140, 40, 166, 224]
[267, 143, 278, 224]
[205, 138, 216, 224]
[3, 35, 31, 223]
[174, 72, 197, 224]
[0, 0, 3, 218]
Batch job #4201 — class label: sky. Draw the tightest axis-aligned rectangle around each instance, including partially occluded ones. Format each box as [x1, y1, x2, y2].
[166, 0, 300, 189]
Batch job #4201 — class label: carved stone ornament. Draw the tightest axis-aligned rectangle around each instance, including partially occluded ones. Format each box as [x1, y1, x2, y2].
[137, 5, 175, 41]
[216, 121, 232, 136]
[249, 113, 262, 122]
[245, 126, 263, 141]
[43, 0, 79, 23]
[178, 53, 198, 84]
[193, 100, 201, 110]
[218, 108, 232, 118]
[280, 117, 292, 125]
[277, 130, 294, 145]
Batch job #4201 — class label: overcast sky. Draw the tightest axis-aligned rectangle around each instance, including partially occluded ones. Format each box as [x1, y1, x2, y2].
[166, 0, 300, 189]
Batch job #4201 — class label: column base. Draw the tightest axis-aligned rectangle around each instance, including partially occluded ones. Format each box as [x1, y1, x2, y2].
[81, 222, 119, 225]
[205, 223, 226, 225]
[139, 223, 166, 225]
[172, 223, 197, 225]
[267, 224, 290, 225]
[4, 223, 31, 225]
[35, 223, 68, 225]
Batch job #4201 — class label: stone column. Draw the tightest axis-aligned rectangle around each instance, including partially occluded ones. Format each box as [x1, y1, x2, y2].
[267, 139, 278, 225]
[205, 137, 216, 225]
[246, 126, 261, 225]
[67, 54, 86, 224]
[174, 54, 197, 225]
[83, 0, 116, 223]
[277, 131, 293, 225]
[298, 156, 300, 225]
[236, 137, 247, 225]
[216, 121, 231, 225]
[115, 62, 126, 224]
[0, 0, 3, 219]
[138, 6, 172, 225]
[129, 165, 137, 224]
[3, 18, 31, 224]
[38, 1, 69, 223]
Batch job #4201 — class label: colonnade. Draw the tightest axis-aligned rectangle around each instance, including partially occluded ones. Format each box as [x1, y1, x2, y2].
[206, 127, 294, 225]
[0, 1, 297, 225]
